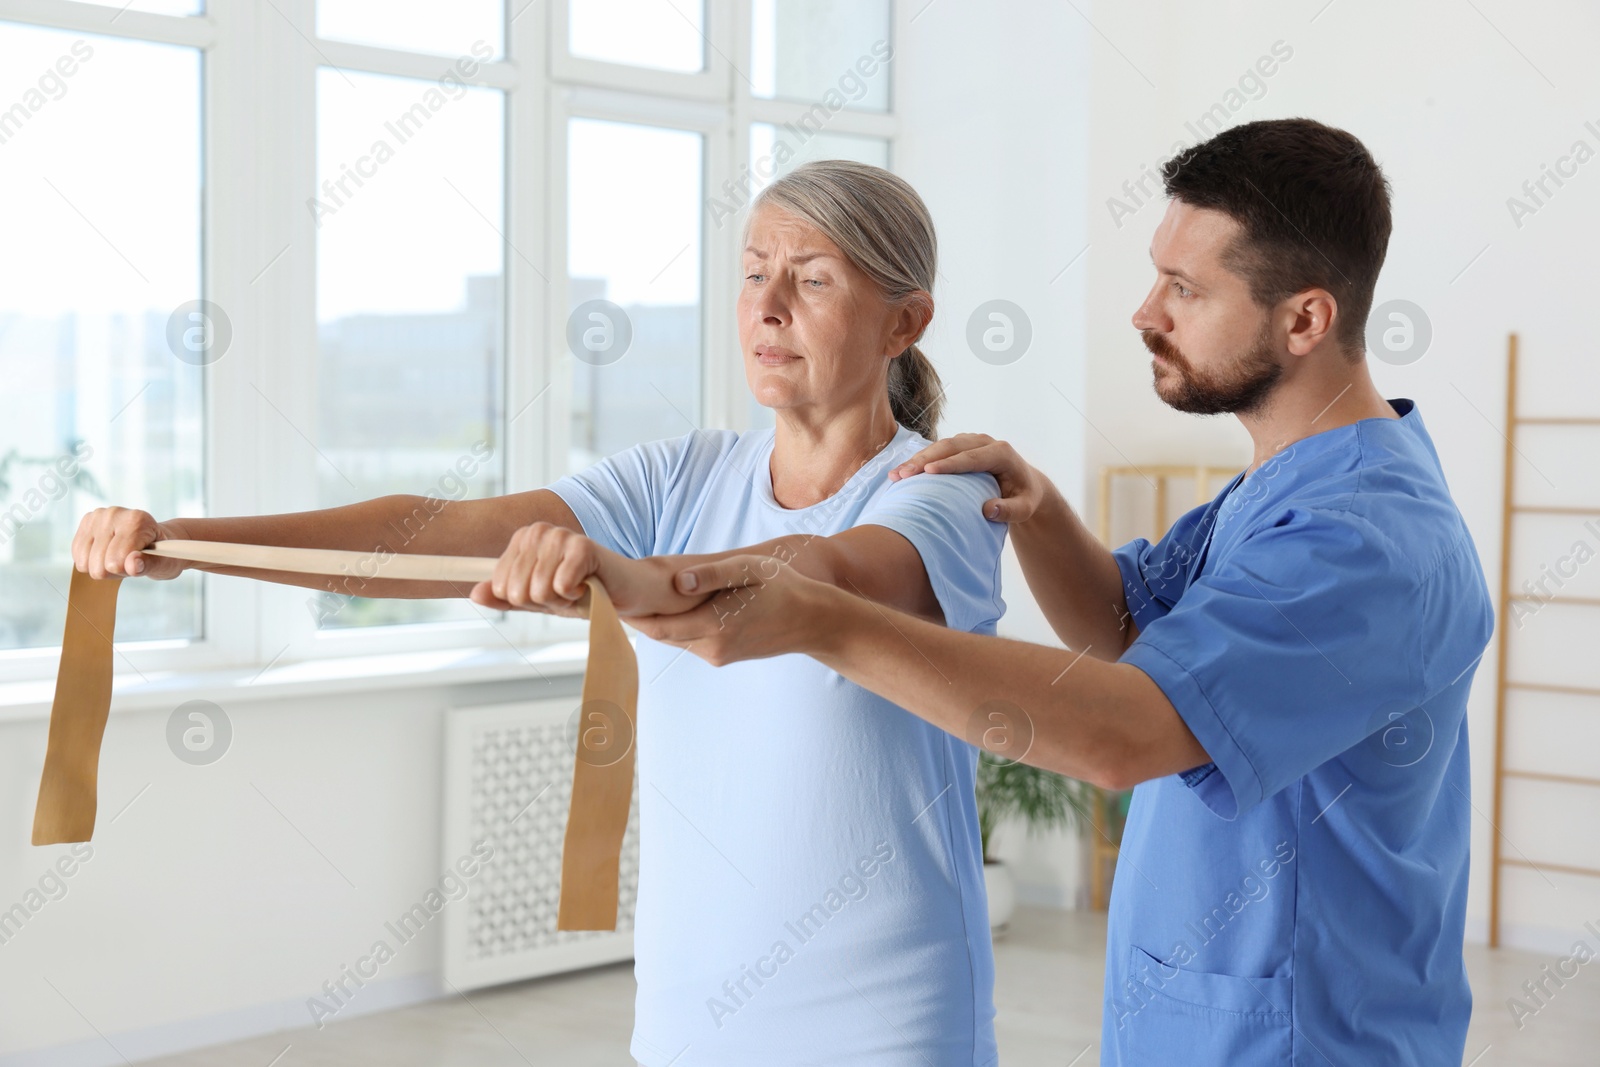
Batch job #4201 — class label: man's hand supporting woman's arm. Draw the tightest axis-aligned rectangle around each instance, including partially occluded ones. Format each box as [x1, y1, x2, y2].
[669, 525, 944, 624]
[474, 520, 944, 625]
[628, 560, 1206, 792]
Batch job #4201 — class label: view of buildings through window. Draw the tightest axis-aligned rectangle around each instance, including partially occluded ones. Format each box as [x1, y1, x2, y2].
[0, 0, 892, 658]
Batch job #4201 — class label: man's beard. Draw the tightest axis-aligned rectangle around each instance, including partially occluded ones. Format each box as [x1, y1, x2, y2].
[1142, 322, 1282, 417]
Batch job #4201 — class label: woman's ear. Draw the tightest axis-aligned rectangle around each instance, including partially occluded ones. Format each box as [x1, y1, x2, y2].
[886, 291, 934, 356]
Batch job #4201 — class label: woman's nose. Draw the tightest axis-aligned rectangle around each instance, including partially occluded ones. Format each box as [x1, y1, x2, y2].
[755, 283, 790, 325]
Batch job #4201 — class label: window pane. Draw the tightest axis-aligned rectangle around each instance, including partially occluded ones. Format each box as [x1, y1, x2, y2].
[568, 0, 705, 73]
[314, 69, 505, 630]
[751, 0, 892, 112]
[744, 125, 888, 431]
[318, 0, 504, 60]
[0, 25, 203, 652]
[567, 119, 702, 471]
[749, 123, 889, 189]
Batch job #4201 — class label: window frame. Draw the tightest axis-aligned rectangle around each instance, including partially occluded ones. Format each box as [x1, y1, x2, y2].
[0, 0, 898, 682]
[551, 0, 728, 101]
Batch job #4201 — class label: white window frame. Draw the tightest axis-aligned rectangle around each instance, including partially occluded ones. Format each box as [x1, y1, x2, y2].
[0, 0, 897, 684]
[551, 0, 728, 102]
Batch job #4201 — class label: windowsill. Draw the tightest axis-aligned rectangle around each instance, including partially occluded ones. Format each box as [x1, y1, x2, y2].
[0, 640, 603, 724]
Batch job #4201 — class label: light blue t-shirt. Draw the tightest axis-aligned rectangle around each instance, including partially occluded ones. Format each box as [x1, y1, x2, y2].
[550, 422, 1007, 1067]
[1103, 399, 1495, 1065]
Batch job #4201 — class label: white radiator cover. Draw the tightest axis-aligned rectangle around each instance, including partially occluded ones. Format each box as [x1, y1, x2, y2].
[442, 698, 640, 990]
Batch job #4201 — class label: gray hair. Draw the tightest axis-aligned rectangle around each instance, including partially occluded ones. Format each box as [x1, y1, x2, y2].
[746, 160, 945, 439]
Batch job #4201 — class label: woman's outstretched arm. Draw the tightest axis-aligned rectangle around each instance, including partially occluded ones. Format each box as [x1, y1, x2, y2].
[72, 489, 584, 600]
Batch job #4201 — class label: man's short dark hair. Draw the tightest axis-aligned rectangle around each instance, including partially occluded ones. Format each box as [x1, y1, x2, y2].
[1161, 117, 1392, 358]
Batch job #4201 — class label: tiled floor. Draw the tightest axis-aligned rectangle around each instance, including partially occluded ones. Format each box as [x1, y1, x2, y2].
[138, 907, 1597, 1065]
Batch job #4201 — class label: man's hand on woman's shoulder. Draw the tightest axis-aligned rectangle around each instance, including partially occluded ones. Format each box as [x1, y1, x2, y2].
[887, 433, 1049, 524]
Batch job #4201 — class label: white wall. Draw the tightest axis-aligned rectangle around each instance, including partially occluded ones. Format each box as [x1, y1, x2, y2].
[0, 670, 584, 1063]
[1081, 0, 1600, 950]
[894, 0, 1093, 906]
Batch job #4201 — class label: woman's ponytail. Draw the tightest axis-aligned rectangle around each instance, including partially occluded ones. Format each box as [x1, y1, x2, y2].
[888, 342, 944, 440]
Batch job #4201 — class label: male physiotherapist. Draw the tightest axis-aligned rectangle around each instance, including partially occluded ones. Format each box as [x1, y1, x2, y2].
[631, 117, 1496, 1065]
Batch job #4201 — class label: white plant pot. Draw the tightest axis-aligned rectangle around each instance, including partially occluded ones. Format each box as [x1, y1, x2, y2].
[984, 860, 1016, 932]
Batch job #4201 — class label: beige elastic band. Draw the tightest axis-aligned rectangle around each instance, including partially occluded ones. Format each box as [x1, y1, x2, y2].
[32, 540, 639, 932]
[31, 568, 121, 845]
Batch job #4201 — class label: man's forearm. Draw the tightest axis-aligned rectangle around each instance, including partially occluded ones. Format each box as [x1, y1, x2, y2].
[664, 528, 941, 622]
[1012, 482, 1136, 659]
[793, 582, 1202, 789]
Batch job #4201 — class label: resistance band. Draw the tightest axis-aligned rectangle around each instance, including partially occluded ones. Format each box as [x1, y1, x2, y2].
[31, 540, 638, 932]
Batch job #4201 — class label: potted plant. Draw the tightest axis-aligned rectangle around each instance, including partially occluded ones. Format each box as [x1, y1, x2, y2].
[975, 751, 1099, 932]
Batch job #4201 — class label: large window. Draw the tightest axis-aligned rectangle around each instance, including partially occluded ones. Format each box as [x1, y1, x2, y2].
[0, 21, 203, 653]
[313, 67, 507, 629]
[0, 0, 897, 677]
[566, 118, 703, 471]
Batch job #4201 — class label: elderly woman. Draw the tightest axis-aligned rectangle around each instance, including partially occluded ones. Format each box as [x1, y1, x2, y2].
[75, 161, 1006, 1066]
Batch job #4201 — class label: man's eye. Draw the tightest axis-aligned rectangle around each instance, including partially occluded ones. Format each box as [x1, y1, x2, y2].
[746, 273, 765, 283]
[806, 278, 824, 288]
[1172, 281, 1192, 298]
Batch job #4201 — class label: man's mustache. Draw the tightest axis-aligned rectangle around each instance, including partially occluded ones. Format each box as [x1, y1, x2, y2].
[1142, 330, 1186, 369]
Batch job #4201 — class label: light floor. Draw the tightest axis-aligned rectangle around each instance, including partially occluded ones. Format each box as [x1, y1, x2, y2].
[138, 907, 1596, 1066]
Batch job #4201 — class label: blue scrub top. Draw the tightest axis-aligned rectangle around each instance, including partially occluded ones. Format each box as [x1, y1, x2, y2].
[1103, 398, 1495, 1066]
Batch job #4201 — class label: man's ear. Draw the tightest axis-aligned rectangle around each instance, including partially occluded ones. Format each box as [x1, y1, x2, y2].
[1284, 288, 1339, 357]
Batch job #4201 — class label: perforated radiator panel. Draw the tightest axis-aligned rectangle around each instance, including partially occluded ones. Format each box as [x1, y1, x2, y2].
[443, 698, 640, 989]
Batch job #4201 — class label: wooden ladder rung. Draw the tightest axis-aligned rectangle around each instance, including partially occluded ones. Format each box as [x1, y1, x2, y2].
[1504, 769, 1600, 788]
[1505, 681, 1600, 698]
[1508, 595, 1600, 608]
[1502, 857, 1600, 880]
